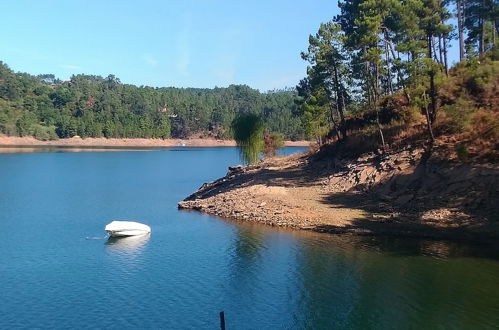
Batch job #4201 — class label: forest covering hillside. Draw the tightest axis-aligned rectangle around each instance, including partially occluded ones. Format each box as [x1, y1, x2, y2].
[295, 0, 498, 161]
[0, 63, 305, 141]
[179, 0, 498, 239]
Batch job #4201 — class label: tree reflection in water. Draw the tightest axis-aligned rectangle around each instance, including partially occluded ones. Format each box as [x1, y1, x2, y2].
[294, 233, 499, 329]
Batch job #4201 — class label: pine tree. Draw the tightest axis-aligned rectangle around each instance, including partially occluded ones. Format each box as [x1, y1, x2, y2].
[300, 22, 351, 141]
[464, 0, 499, 55]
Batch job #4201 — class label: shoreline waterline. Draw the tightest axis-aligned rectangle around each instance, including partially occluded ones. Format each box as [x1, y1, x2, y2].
[0, 135, 311, 148]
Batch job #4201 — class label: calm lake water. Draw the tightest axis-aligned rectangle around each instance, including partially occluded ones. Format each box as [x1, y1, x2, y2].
[1, 147, 498, 329]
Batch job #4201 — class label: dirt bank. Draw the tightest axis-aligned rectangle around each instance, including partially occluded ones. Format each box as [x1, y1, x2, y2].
[0, 135, 310, 148]
[179, 145, 499, 242]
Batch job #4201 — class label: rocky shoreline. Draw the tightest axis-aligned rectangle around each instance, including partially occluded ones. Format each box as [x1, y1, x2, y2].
[179, 145, 499, 242]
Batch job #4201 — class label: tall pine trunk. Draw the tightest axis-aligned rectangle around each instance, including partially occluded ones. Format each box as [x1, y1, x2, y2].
[332, 63, 347, 139]
[373, 62, 385, 150]
[432, 37, 440, 63]
[387, 39, 411, 102]
[457, 0, 465, 60]
[494, 20, 497, 45]
[427, 35, 437, 124]
[329, 104, 342, 142]
[480, 17, 486, 54]
[443, 36, 449, 75]
[384, 30, 394, 94]
[480, 0, 486, 54]
[438, 37, 444, 65]
[422, 91, 435, 142]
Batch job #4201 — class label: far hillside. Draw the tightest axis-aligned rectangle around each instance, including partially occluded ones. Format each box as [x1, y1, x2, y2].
[0, 63, 305, 141]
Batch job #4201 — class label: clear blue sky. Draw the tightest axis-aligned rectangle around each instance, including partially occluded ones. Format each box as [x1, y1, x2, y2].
[1, 0, 339, 91]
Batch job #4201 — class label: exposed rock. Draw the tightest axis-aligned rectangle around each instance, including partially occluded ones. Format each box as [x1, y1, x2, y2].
[178, 146, 499, 241]
[227, 165, 245, 176]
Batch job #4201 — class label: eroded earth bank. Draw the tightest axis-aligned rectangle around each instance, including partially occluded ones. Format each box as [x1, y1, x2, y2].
[179, 143, 499, 242]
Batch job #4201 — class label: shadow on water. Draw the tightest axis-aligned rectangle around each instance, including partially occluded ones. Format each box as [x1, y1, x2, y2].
[217, 218, 499, 328]
[227, 227, 266, 284]
[222, 226, 270, 320]
[297, 243, 496, 328]
[105, 234, 151, 252]
[214, 211, 499, 261]
[232, 227, 266, 260]
[288, 225, 499, 329]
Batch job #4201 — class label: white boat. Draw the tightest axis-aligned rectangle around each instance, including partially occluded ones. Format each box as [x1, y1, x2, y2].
[105, 221, 151, 237]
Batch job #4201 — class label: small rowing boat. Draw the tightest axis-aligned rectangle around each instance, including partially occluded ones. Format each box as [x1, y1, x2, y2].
[105, 221, 151, 237]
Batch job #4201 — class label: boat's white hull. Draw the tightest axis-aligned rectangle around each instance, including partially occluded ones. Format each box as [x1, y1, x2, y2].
[106, 229, 150, 237]
[105, 221, 151, 237]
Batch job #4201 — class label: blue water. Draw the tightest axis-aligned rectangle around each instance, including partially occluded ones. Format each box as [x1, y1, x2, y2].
[1, 147, 499, 329]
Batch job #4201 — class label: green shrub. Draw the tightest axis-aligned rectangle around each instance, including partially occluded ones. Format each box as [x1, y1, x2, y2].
[487, 44, 499, 61]
[231, 113, 265, 164]
[476, 111, 499, 139]
[465, 58, 499, 94]
[442, 98, 474, 133]
[31, 124, 58, 140]
[16, 112, 37, 136]
[401, 106, 421, 124]
[455, 144, 469, 162]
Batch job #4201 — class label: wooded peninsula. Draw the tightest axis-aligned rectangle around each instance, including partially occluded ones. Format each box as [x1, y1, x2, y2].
[179, 0, 498, 241]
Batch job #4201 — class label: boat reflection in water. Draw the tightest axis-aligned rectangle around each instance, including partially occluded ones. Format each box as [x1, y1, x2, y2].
[105, 233, 151, 255]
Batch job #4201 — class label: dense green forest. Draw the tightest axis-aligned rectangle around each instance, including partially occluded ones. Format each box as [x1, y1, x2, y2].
[297, 0, 498, 150]
[0, 63, 305, 140]
[1, 0, 497, 146]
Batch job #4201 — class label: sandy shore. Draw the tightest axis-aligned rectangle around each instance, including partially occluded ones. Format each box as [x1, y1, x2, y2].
[0, 135, 310, 148]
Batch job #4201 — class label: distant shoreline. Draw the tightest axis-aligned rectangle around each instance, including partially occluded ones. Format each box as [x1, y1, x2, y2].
[0, 135, 310, 148]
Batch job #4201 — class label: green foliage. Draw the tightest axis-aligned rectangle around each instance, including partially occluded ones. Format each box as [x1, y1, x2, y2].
[490, 45, 499, 61]
[299, 88, 331, 142]
[0, 99, 18, 135]
[298, 0, 457, 146]
[16, 112, 37, 137]
[231, 113, 265, 164]
[463, 0, 498, 53]
[0, 62, 305, 140]
[31, 124, 58, 140]
[455, 144, 469, 162]
[299, 21, 350, 141]
[299, 0, 499, 150]
[465, 58, 499, 95]
[442, 99, 474, 133]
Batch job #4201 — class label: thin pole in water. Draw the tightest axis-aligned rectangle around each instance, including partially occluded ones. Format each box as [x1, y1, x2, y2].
[220, 311, 226, 330]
